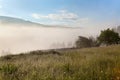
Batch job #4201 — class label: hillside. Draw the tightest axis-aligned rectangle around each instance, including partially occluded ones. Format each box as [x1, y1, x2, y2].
[0, 16, 48, 27]
[0, 16, 74, 28]
[0, 45, 120, 80]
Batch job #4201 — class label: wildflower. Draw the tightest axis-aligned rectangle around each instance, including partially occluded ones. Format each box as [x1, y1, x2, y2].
[101, 70, 103, 73]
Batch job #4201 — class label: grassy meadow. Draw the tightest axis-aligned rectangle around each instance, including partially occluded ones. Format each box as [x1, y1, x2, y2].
[0, 45, 120, 80]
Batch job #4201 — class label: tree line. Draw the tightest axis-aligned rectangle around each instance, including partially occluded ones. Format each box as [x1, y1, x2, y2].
[75, 28, 120, 48]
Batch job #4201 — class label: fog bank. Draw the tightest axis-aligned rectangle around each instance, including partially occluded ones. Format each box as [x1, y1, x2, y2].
[0, 24, 100, 56]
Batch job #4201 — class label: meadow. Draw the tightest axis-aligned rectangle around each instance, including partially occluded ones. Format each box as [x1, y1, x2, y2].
[0, 45, 120, 80]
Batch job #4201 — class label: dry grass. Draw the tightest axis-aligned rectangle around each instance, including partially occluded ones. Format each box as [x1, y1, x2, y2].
[0, 45, 120, 80]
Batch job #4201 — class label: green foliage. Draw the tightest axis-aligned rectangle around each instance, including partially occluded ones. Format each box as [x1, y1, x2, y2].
[0, 64, 19, 80]
[75, 36, 98, 48]
[98, 28, 120, 45]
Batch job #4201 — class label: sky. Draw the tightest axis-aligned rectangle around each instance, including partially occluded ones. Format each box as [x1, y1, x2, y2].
[0, 0, 120, 28]
[0, 0, 120, 55]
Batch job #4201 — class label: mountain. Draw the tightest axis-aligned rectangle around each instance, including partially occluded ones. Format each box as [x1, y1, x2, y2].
[0, 16, 46, 26]
[0, 16, 81, 29]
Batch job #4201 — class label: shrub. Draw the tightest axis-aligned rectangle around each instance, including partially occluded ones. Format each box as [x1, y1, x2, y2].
[75, 36, 98, 48]
[98, 28, 120, 45]
[0, 64, 19, 80]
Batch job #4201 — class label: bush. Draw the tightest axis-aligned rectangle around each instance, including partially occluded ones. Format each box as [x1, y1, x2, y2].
[98, 28, 120, 45]
[75, 36, 98, 48]
[0, 64, 19, 80]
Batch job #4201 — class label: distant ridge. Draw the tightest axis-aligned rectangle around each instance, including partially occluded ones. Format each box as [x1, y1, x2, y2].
[0, 16, 80, 29]
[0, 16, 45, 26]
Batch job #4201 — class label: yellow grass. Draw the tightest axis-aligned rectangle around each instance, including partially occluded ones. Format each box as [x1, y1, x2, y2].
[0, 45, 120, 80]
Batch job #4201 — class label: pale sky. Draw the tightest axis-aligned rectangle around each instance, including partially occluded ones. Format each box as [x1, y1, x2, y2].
[0, 0, 120, 28]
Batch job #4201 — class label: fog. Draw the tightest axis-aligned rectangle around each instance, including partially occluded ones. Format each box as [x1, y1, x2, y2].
[0, 24, 100, 56]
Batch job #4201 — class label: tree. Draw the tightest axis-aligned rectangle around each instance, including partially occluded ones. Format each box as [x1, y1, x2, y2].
[75, 36, 98, 48]
[98, 28, 120, 45]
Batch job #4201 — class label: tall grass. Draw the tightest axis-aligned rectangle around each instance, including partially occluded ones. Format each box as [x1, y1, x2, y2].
[0, 45, 120, 80]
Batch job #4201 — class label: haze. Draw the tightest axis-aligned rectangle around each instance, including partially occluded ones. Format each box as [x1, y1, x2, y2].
[0, 21, 102, 56]
[0, 0, 120, 55]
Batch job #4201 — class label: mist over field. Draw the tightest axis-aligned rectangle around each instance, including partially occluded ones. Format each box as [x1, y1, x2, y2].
[0, 0, 120, 79]
[0, 19, 99, 56]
